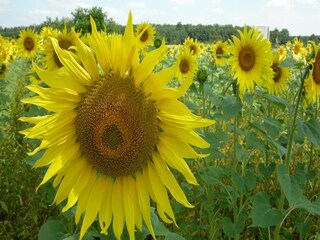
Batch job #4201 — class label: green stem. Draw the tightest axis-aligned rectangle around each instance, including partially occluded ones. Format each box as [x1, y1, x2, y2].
[274, 69, 306, 240]
[284, 72, 305, 167]
[232, 85, 239, 232]
[201, 83, 206, 117]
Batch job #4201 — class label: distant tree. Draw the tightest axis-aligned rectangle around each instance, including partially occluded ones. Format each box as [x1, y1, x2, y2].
[71, 7, 122, 35]
[72, 7, 106, 34]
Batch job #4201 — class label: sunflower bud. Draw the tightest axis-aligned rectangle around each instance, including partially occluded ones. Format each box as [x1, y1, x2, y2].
[196, 68, 208, 84]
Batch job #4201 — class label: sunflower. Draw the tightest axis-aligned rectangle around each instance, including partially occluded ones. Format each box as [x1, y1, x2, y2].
[184, 37, 201, 57]
[20, 13, 213, 240]
[17, 28, 39, 59]
[41, 24, 77, 70]
[212, 40, 229, 66]
[266, 51, 290, 96]
[40, 26, 58, 42]
[305, 43, 320, 104]
[175, 48, 198, 82]
[292, 37, 304, 61]
[278, 45, 287, 60]
[135, 22, 155, 53]
[229, 26, 273, 96]
[0, 58, 8, 80]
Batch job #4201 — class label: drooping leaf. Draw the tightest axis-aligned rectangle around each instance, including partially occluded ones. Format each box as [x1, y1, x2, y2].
[277, 165, 320, 215]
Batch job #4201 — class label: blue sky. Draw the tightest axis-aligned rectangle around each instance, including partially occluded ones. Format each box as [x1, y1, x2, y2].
[0, 0, 319, 36]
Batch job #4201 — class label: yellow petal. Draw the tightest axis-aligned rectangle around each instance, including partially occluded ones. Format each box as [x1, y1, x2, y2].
[159, 134, 199, 159]
[160, 122, 210, 149]
[89, 16, 110, 72]
[123, 176, 136, 240]
[157, 142, 198, 185]
[143, 65, 177, 95]
[153, 153, 193, 208]
[99, 176, 113, 235]
[73, 29, 99, 81]
[75, 170, 96, 224]
[147, 162, 177, 226]
[62, 158, 92, 212]
[80, 176, 106, 240]
[112, 177, 124, 240]
[135, 170, 155, 239]
[134, 42, 166, 85]
[51, 37, 91, 85]
[32, 62, 86, 93]
[54, 156, 87, 204]
[38, 143, 81, 187]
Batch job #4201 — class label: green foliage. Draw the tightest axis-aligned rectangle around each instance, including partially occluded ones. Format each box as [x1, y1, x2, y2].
[72, 7, 109, 34]
[0, 59, 59, 240]
[251, 192, 282, 227]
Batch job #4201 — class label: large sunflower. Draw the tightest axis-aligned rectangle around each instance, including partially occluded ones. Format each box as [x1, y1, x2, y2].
[17, 28, 39, 59]
[20, 13, 213, 240]
[229, 26, 273, 96]
[305, 43, 320, 104]
[266, 51, 290, 96]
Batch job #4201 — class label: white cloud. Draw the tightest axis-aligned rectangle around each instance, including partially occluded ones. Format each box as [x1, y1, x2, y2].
[170, 0, 196, 5]
[212, 7, 224, 14]
[127, 2, 160, 23]
[296, 0, 318, 7]
[211, 0, 222, 3]
[47, 0, 93, 11]
[103, 7, 126, 23]
[0, 0, 11, 3]
[296, 0, 317, 4]
[28, 9, 60, 17]
[265, 0, 294, 11]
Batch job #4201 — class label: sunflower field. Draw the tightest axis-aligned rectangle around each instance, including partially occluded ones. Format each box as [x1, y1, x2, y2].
[1, 11, 320, 240]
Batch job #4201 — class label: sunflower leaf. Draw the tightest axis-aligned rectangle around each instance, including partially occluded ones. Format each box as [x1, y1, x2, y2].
[251, 192, 282, 227]
[38, 219, 64, 240]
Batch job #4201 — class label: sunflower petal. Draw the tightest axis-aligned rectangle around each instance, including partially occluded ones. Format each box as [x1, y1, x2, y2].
[112, 177, 124, 240]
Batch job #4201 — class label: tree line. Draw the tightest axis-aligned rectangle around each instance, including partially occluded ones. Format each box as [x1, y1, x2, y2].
[1, 7, 319, 45]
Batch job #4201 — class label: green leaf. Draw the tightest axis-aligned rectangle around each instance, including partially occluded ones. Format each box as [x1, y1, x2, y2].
[213, 95, 243, 121]
[222, 216, 244, 238]
[0, 200, 8, 213]
[297, 118, 320, 149]
[38, 219, 65, 240]
[277, 165, 320, 215]
[255, 90, 290, 111]
[278, 58, 298, 68]
[232, 172, 256, 195]
[251, 192, 282, 227]
[262, 116, 283, 139]
[204, 131, 230, 149]
[199, 166, 230, 185]
[258, 162, 276, 179]
[0, 92, 9, 102]
[165, 233, 186, 240]
[245, 131, 266, 153]
[269, 139, 287, 158]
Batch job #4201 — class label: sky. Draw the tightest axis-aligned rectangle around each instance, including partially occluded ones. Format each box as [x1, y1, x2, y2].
[0, 0, 319, 36]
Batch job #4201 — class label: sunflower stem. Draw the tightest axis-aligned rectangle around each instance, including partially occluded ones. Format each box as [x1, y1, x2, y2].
[232, 84, 239, 230]
[274, 68, 306, 240]
[201, 82, 206, 117]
